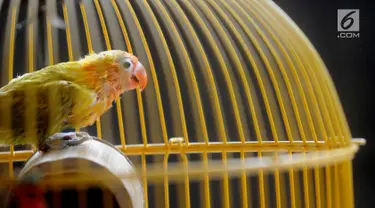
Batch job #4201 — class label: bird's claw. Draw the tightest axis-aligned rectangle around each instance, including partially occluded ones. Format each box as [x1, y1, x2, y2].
[41, 132, 91, 152]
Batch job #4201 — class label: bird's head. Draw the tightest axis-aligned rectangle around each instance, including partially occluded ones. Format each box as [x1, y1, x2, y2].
[110, 50, 148, 92]
[79, 50, 148, 93]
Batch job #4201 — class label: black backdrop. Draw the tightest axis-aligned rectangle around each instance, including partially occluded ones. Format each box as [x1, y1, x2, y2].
[274, 0, 374, 207]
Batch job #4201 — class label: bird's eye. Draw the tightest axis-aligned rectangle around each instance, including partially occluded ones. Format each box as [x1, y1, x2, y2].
[123, 60, 132, 69]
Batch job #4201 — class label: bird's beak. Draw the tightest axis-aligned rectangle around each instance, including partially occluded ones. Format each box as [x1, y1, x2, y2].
[132, 62, 147, 92]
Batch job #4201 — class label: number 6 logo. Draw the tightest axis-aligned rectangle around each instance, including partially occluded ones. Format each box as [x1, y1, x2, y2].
[341, 11, 356, 30]
[337, 9, 359, 32]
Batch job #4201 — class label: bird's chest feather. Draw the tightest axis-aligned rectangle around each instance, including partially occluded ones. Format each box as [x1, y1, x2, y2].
[96, 82, 118, 105]
[95, 70, 122, 102]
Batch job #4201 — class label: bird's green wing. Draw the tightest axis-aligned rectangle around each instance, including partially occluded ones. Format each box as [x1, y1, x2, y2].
[0, 80, 96, 146]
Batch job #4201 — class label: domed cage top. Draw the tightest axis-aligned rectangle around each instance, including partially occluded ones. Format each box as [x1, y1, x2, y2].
[0, 0, 365, 208]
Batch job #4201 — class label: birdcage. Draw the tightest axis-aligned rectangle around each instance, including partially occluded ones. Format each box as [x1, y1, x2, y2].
[0, 0, 365, 208]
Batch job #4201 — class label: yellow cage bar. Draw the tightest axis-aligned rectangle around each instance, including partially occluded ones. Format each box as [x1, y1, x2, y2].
[0, 0, 364, 207]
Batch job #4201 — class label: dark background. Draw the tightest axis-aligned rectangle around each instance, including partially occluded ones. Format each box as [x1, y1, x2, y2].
[273, 0, 374, 207]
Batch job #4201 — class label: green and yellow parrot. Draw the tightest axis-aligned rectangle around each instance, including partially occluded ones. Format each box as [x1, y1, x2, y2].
[0, 50, 147, 150]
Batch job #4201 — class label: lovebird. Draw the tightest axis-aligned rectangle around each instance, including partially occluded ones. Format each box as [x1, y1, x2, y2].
[0, 50, 147, 150]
